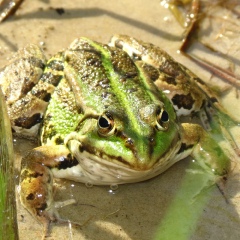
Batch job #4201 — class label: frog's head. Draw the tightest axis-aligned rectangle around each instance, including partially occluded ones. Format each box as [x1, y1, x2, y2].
[65, 95, 180, 177]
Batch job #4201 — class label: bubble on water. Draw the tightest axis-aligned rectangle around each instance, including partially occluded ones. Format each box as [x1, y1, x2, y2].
[110, 184, 118, 190]
[108, 184, 119, 195]
[85, 182, 93, 188]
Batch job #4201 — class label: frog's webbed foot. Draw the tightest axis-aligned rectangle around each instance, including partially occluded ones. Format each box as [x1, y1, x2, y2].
[179, 123, 232, 202]
[200, 101, 240, 157]
[39, 199, 81, 240]
[19, 145, 81, 239]
[180, 123, 231, 182]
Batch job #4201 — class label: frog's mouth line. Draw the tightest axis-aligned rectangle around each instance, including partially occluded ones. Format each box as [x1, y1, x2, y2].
[51, 139, 182, 185]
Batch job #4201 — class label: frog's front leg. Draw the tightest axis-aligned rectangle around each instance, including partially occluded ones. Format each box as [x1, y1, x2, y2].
[19, 145, 78, 234]
[180, 123, 231, 182]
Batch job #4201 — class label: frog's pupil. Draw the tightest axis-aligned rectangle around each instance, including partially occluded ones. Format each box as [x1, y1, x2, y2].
[99, 116, 110, 128]
[161, 111, 169, 122]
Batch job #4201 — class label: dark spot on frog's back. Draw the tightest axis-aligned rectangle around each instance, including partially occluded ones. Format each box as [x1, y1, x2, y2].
[41, 72, 63, 87]
[142, 64, 159, 81]
[86, 57, 101, 67]
[28, 56, 45, 70]
[31, 88, 51, 102]
[14, 113, 42, 129]
[172, 93, 194, 110]
[165, 76, 177, 85]
[47, 59, 64, 71]
[42, 93, 51, 102]
[21, 80, 36, 95]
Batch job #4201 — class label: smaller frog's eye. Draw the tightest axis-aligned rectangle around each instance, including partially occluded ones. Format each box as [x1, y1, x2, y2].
[156, 108, 169, 131]
[97, 112, 115, 136]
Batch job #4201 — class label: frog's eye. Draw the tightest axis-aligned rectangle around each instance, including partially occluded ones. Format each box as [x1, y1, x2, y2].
[97, 112, 115, 136]
[156, 108, 169, 131]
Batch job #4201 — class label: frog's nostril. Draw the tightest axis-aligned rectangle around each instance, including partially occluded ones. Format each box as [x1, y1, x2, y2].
[125, 138, 134, 147]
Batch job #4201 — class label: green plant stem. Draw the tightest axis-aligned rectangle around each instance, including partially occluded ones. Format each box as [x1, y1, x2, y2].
[0, 88, 19, 240]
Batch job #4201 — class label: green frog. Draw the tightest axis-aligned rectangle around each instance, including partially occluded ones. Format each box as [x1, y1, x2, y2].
[0, 35, 234, 230]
